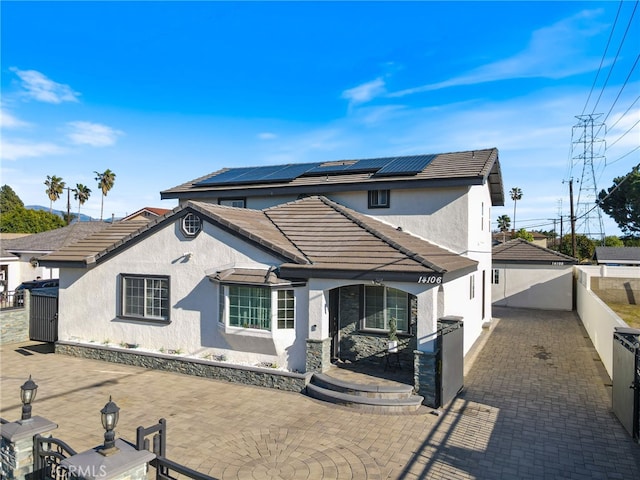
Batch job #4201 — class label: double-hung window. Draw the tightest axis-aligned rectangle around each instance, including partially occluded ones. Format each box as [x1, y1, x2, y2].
[363, 286, 408, 332]
[122, 275, 169, 322]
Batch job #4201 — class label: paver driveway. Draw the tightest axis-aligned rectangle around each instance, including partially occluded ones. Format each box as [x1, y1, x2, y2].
[1, 307, 639, 479]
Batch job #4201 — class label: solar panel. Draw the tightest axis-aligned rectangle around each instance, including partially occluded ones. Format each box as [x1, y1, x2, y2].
[374, 154, 436, 176]
[196, 163, 318, 186]
[303, 157, 392, 176]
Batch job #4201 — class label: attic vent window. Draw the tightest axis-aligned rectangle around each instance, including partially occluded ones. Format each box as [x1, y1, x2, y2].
[181, 213, 202, 237]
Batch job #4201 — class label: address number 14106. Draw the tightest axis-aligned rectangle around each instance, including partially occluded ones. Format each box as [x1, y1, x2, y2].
[418, 275, 442, 284]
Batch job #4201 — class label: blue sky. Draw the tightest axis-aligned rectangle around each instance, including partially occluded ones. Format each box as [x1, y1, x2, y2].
[1, 1, 638, 237]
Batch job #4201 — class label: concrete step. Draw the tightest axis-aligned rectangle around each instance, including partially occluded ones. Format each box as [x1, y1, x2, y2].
[311, 372, 415, 399]
[306, 382, 424, 413]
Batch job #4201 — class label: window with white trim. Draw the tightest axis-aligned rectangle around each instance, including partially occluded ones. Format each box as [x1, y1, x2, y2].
[363, 286, 408, 332]
[121, 275, 169, 322]
[277, 290, 295, 329]
[181, 213, 201, 237]
[219, 285, 296, 331]
[368, 189, 390, 208]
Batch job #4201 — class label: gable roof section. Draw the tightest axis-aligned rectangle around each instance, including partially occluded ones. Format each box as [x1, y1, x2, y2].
[39, 220, 151, 266]
[121, 207, 172, 221]
[40, 196, 477, 282]
[3, 222, 111, 254]
[161, 148, 505, 206]
[493, 238, 577, 265]
[594, 246, 640, 264]
[265, 197, 477, 281]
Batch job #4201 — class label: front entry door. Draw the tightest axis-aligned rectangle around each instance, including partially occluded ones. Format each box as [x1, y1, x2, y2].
[329, 288, 340, 361]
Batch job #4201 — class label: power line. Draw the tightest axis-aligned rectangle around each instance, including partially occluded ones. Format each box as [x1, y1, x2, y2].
[581, 0, 624, 116]
[591, 0, 639, 114]
[608, 118, 640, 148]
[608, 95, 639, 131]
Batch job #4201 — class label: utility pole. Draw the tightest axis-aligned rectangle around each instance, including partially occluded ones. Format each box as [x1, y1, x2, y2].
[569, 179, 577, 258]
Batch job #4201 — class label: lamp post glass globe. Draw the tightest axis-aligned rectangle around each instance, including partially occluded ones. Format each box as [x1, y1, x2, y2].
[20, 375, 38, 420]
[100, 396, 120, 454]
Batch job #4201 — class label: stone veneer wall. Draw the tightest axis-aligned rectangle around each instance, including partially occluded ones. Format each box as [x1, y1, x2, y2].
[56, 342, 312, 392]
[338, 285, 417, 370]
[0, 293, 29, 345]
[305, 338, 331, 373]
[414, 350, 438, 408]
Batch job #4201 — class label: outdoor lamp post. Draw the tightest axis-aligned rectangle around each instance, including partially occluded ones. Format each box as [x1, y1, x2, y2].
[20, 375, 38, 421]
[99, 396, 120, 456]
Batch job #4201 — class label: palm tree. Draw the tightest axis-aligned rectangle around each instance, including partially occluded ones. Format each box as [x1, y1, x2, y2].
[73, 183, 91, 220]
[44, 175, 65, 214]
[94, 169, 116, 221]
[509, 187, 523, 232]
[497, 214, 511, 242]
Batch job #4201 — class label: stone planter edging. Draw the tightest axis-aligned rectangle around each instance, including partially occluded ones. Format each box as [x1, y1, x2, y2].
[55, 341, 312, 392]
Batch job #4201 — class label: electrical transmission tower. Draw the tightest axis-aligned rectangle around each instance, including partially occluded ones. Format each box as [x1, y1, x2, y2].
[570, 114, 606, 245]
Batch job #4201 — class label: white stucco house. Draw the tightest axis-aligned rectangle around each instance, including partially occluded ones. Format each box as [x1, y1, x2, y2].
[40, 148, 504, 391]
[492, 238, 578, 311]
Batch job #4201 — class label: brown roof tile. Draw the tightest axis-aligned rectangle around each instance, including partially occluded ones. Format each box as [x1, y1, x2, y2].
[41, 196, 478, 280]
[492, 238, 577, 264]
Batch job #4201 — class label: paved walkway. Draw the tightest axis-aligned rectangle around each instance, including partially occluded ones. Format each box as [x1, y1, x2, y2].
[1, 307, 639, 479]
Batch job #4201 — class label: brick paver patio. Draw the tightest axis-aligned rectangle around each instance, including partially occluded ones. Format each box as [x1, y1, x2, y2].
[1, 307, 639, 479]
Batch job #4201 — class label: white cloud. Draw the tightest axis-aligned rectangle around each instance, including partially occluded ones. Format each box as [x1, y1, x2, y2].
[389, 9, 609, 97]
[0, 109, 30, 128]
[341, 78, 386, 107]
[1, 141, 67, 161]
[258, 132, 277, 140]
[10, 68, 80, 104]
[67, 121, 124, 147]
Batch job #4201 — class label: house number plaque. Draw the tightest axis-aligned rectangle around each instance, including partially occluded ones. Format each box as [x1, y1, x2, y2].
[417, 275, 442, 284]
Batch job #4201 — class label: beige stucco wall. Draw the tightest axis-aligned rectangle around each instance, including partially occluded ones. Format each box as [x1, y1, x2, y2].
[492, 264, 574, 311]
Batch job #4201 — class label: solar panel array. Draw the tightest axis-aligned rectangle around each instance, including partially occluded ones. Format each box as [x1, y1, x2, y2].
[196, 154, 437, 187]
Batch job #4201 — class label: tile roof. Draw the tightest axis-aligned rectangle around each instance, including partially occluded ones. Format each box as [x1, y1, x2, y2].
[493, 238, 577, 264]
[41, 196, 477, 281]
[161, 148, 504, 206]
[121, 207, 172, 221]
[594, 246, 640, 264]
[266, 197, 477, 278]
[2, 222, 112, 254]
[39, 220, 152, 265]
[208, 267, 302, 286]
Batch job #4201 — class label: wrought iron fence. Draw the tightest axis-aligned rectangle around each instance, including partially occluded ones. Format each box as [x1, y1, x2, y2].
[0, 290, 23, 309]
[136, 419, 217, 480]
[33, 434, 77, 480]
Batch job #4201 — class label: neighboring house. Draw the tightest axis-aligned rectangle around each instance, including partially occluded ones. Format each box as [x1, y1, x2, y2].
[492, 231, 549, 248]
[492, 238, 578, 311]
[594, 246, 640, 266]
[1, 222, 111, 293]
[121, 207, 172, 222]
[41, 148, 504, 381]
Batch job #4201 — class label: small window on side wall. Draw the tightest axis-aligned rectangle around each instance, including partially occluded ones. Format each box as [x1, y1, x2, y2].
[181, 213, 202, 237]
[368, 189, 390, 208]
[219, 198, 246, 208]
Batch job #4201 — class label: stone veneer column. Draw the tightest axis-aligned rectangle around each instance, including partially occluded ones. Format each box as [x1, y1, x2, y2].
[414, 350, 439, 408]
[0, 416, 58, 480]
[305, 338, 331, 373]
[61, 439, 155, 480]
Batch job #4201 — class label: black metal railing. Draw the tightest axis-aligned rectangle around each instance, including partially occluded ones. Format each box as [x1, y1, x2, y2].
[0, 290, 23, 309]
[33, 434, 77, 480]
[136, 419, 217, 480]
